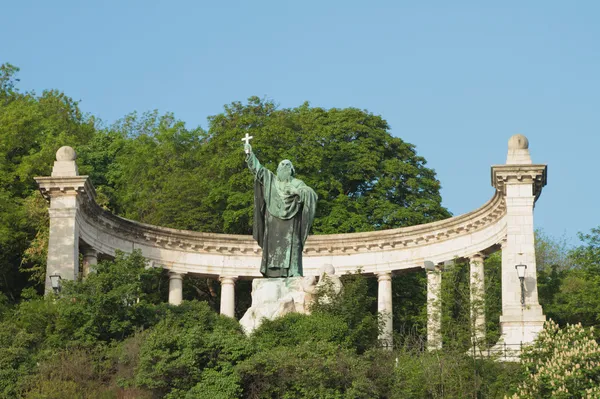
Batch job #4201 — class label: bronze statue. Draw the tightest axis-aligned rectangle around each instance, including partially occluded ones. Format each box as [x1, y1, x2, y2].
[243, 139, 317, 277]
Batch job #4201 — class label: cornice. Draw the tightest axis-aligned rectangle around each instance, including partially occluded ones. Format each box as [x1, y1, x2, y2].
[77, 185, 506, 257]
[491, 164, 547, 200]
[34, 176, 95, 200]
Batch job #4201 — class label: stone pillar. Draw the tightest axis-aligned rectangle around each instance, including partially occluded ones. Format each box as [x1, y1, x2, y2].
[35, 146, 89, 295]
[469, 253, 486, 350]
[82, 247, 98, 278]
[377, 272, 393, 349]
[219, 276, 237, 318]
[491, 134, 546, 357]
[168, 272, 184, 305]
[427, 265, 442, 351]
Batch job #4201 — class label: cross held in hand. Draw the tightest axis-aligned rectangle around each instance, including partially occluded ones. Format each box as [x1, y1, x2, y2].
[241, 133, 253, 146]
[242, 133, 253, 154]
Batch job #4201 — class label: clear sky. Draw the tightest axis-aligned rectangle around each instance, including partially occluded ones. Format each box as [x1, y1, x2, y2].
[2, 1, 599, 244]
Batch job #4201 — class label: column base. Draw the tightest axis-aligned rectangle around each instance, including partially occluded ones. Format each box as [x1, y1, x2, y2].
[490, 305, 545, 361]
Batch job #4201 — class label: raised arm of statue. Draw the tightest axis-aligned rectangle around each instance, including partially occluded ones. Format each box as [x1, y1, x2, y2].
[245, 144, 265, 182]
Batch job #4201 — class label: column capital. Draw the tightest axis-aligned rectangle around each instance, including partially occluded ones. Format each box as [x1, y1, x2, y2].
[491, 164, 547, 200]
[82, 247, 98, 257]
[34, 176, 90, 200]
[376, 271, 392, 282]
[168, 271, 184, 281]
[469, 253, 486, 262]
[219, 276, 238, 284]
[427, 263, 444, 272]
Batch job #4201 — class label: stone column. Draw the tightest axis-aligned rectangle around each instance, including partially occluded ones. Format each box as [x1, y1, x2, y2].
[82, 247, 98, 278]
[168, 272, 184, 305]
[469, 253, 486, 350]
[491, 134, 546, 357]
[35, 146, 88, 295]
[219, 276, 237, 318]
[427, 265, 442, 351]
[377, 272, 393, 349]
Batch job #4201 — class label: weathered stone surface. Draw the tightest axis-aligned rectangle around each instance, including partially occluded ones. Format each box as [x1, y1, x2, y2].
[492, 134, 547, 358]
[239, 277, 313, 334]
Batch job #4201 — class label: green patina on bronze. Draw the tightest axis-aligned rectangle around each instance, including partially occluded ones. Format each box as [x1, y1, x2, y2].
[245, 145, 317, 277]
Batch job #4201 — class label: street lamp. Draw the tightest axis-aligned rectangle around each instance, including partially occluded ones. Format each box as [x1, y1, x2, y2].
[49, 272, 62, 294]
[515, 264, 527, 306]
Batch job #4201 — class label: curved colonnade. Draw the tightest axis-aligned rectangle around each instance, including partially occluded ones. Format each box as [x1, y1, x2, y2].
[72, 181, 507, 278]
[35, 135, 547, 357]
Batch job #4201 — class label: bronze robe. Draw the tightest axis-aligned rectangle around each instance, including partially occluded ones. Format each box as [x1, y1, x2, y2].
[247, 153, 317, 277]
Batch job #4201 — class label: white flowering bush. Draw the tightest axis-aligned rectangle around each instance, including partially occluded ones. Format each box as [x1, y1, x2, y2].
[508, 320, 600, 398]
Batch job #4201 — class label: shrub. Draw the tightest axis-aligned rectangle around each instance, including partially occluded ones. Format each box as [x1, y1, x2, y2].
[135, 301, 249, 398]
[511, 320, 600, 398]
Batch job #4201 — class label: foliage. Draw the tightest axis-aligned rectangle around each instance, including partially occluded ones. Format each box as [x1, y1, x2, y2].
[0, 251, 165, 398]
[440, 258, 472, 351]
[391, 346, 522, 399]
[236, 341, 378, 399]
[54, 250, 166, 344]
[392, 270, 428, 342]
[80, 97, 450, 238]
[82, 111, 206, 225]
[135, 301, 249, 398]
[512, 320, 600, 398]
[201, 97, 451, 235]
[309, 270, 380, 352]
[0, 63, 20, 95]
[537, 227, 600, 333]
[251, 312, 355, 351]
[483, 252, 503, 345]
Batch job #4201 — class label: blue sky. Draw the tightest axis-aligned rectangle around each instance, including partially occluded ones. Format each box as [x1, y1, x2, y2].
[2, 1, 599, 244]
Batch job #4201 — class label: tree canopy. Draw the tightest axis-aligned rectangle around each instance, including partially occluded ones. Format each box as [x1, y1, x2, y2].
[82, 96, 450, 236]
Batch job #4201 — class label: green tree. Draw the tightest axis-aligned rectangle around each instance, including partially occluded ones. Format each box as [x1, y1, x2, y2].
[200, 97, 451, 235]
[548, 227, 600, 330]
[0, 63, 97, 296]
[90, 111, 206, 227]
[0, 63, 19, 98]
[94, 97, 450, 236]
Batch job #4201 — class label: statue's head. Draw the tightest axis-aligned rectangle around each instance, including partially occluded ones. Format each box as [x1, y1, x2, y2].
[276, 159, 295, 182]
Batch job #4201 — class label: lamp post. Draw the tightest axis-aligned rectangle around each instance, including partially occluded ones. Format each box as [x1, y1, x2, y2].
[49, 272, 62, 294]
[515, 264, 527, 306]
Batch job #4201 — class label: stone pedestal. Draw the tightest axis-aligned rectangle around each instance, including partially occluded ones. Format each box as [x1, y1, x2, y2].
[239, 277, 311, 334]
[35, 146, 89, 295]
[491, 134, 547, 360]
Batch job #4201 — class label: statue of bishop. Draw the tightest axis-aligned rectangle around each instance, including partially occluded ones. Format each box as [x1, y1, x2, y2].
[244, 143, 317, 277]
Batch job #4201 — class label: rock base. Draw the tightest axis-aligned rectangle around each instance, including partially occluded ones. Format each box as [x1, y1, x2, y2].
[239, 277, 312, 334]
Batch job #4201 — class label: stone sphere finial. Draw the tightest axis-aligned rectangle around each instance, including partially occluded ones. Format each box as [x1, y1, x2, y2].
[508, 134, 529, 150]
[56, 146, 77, 161]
